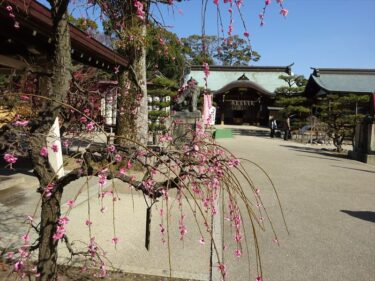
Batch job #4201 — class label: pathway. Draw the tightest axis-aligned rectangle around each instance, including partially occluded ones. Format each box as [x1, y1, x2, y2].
[0, 126, 374, 281]
[216, 126, 375, 281]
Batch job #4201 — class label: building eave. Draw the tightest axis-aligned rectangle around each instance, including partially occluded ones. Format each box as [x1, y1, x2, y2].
[190, 64, 292, 74]
[214, 80, 275, 98]
[312, 67, 375, 76]
[1, 0, 128, 70]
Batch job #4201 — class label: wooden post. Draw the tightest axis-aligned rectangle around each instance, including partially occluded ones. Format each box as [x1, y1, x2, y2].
[221, 94, 225, 125]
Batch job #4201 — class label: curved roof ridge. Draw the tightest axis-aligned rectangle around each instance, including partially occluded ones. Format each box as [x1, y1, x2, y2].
[190, 65, 292, 74]
[214, 80, 274, 97]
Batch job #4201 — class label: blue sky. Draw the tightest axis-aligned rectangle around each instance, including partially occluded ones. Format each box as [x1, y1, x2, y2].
[39, 0, 375, 77]
[155, 0, 375, 77]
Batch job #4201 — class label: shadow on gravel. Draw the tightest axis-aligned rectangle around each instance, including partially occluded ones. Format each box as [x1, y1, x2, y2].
[296, 154, 342, 162]
[341, 210, 375, 223]
[0, 210, 25, 235]
[331, 165, 375, 174]
[230, 127, 271, 138]
[280, 144, 348, 160]
[57, 265, 200, 281]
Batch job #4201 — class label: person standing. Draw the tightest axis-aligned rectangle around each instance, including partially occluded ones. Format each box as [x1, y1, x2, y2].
[283, 115, 291, 140]
[270, 118, 277, 138]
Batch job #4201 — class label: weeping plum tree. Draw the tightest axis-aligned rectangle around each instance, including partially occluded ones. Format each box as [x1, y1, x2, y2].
[0, 1, 290, 280]
[1, 0, 72, 279]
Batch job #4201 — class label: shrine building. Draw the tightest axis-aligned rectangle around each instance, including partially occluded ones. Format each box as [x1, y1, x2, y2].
[185, 65, 293, 126]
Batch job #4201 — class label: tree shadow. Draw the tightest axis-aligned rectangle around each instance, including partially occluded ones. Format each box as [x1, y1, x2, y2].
[0, 205, 31, 252]
[230, 127, 272, 138]
[340, 210, 375, 223]
[280, 144, 348, 160]
[296, 154, 342, 162]
[331, 165, 375, 174]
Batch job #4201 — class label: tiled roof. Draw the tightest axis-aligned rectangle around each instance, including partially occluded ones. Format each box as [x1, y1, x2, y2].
[306, 68, 375, 95]
[186, 65, 292, 93]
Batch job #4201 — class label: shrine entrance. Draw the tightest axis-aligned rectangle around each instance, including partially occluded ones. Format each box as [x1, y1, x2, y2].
[214, 75, 274, 126]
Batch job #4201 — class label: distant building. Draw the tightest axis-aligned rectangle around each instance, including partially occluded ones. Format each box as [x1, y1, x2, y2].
[305, 68, 375, 99]
[185, 65, 293, 126]
[305, 68, 375, 165]
[304, 67, 375, 122]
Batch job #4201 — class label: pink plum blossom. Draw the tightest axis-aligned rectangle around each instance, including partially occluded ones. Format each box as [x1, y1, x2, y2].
[107, 144, 116, 153]
[199, 237, 205, 245]
[14, 261, 24, 271]
[86, 121, 95, 131]
[14, 120, 29, 126]
[40, 147, 48, 157]
[7, 251, 14, 259]
[52, 144, 59, 153]
[203, 63, 210, 78]
[159, 133, 173, 142]
[58, 216, 69, 225]
[4, 153, 17, 164]
[235, 249, 242, 257]
[98, 168, 108, 187]
[217, 263, 227, 278]
[99, 264, 107, 278]
[111, 236, 119, 245]
[119, 167, 126, 176]
[66, 199, 75, 207]
[53, 225, 66, 241]
[21, 233, 30, 242]
[44, 183, 55, 198]
[134, 1, 145, 20]
[280, 8, 288, 16]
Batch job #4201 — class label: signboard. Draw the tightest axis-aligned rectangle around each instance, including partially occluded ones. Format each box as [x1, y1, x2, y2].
[209, 106, 216, 125]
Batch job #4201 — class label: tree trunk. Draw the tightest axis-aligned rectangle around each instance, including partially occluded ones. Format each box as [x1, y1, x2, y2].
[34, 1, 72, 280]
[115, 3, 148, 146]
[133, 30, 149, 146]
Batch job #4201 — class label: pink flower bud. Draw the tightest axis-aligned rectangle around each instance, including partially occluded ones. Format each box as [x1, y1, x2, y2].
[40, 147, 48, 157]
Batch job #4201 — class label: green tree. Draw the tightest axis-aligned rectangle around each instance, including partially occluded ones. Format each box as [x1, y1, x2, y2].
[317, 93, 371, 152]
[181, 34, 218, 65]
[147, 75, 177, 142]
[275, 74, 309, 128]
[68, 16, 98, 32]
[146, 26, 186, 82]
[182, 34, 260, 66]
[214, 35, 260, 66]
